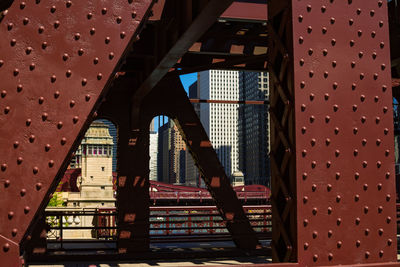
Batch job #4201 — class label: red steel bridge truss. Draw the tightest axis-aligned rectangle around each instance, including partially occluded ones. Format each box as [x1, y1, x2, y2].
[0, 0, 399, 266]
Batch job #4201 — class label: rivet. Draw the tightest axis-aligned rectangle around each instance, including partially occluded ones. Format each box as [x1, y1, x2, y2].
[362, 139, 367, 146]
[66, 1, 72, 8]
[69, 100, 75, 108]
[336, 195, 341, 202]
[26, 119, 31, 126]
[45, 144, 51, 152]
[36, 183, 42, 190]
[90, 28, 96, 35]
[13, 141, 19, 149]
[313, 255, 318, 262]
[74, 33, 81, 41]
[0, 60, 3, 67]
[116, 16, 122, 24]
[20, 189, 26, 196]
[4, 180, 10, 187]
[303, 196, 308, 204]
[17, 157, 23, 165]
[326, 161, 331, 168]
[385, 172, 390, 179]
[38, 97, 44, 104]
[378, 206, 383, 213]
[325, 138, 330, 146]
[109, 52, 115, 60]
[383, 106, 388, 113]
[362, 161, 367, 168]
[13, 69, 19, 76]
[4, 106, 10, 114]
[78, 49, 84, 56]
[33, 167, 39, 174]
[330, 17, 335, 24]
[62, 53, 69, 61]
[3, 243, 10, 252]
[309, 116, 315, 123]
[360, 73, 364, 80]
[11, 228, 17, 237]
[42, 42, 47, 49]
[328, 253, 333, 261]
[324, 71, 328, 78]
[54, 20, 60, 29]
[97, 73, 103, 80]
[356, 8, 361, 15]
[309, 93, 314, 100]
[333, 82, 338, 89]
[378, 228, 384, 236]
[322, 49, 328, 56]
[50, 5, 56, 13]
[335, 172, 340, 179]
[304, 243, 309, 250]
[26, 47, 33, 55]
[380, 42, 385, 48]
[38, 26, 45, 34]
[87, 13, 93, 19]
[322, 27, 327, 34]
[29, 63, 35, 71]
[61, 137, 67, 145]
[331, 39, 336, 46]
[302, 173, 307, 180]
[10, 39, 17, 46]
[105, 37, 111, 44]
[349, 19, 354, 25]
[321, 5, 326, 13]
[355, 194, 360, 202]
[300, 81, 306, 88]
[48, 160, 54, 167]
[361, 116, 366, 123]
[20, 2, 26, 9]
[388, 239, 393, 246]
[328, 230, 333, 237]
[29, 135, 35, 143]
[327, 207, 333, 214]
[385, 149, 390, 156]
[120, 32, 126, 39]
[85, 94, 91, 101]
[7, 211, 14, 220]
[24, 206, 30, 214]
[73, 116, 79, 124]
[54, 91, 60, 98]
[350, 40, 355, 47]
[7, 23, 13, 31]
[312, 231, 318, 239]
[352, 83, 356, 90]
[302, 150, 307, 157]
[354, 149, 359, 156]
[379, 250, 384, 257]
[333, 104, 338, 112]
[66, 70, 72, 78]
[327, 184, 332, 191]
[386, 194, 391, 202]
[132, 11, 137, 18]
[365, 251, 370, 259]
[42, 113, 48, 121]
[325, 116, 330, 123]
[311, 161, 316, 168]
[101, 8, 107, 15]
[356, 240, 361, 247]
[301, 127, 306, 134]
[373, 73, 378, 80]
[364, 206, 369, 214]
[372, 52, 377, 59]
[332, 61, 337, 68]
[312, 208, 317, 215]
[82, 78, 87, 86]
[376, 117, 380, 124]
[23, 17, 29, 25]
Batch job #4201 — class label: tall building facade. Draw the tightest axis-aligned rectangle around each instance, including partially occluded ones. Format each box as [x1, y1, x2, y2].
[198, 70, 240, 177]
[149, 130, 158, 181]
[238, 72, 270, 186]
[157, 120, 186, 184]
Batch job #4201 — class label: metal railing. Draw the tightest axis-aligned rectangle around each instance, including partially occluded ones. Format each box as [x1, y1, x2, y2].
[45, 205, 271, 248]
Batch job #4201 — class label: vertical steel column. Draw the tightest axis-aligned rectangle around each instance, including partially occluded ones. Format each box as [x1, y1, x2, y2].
[269, 0, 398, 265]
[98, 78, 151, 253]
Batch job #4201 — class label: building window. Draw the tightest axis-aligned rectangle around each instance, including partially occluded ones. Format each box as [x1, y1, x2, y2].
[101, 186, 105, 190]
[101, 167, 105, 171]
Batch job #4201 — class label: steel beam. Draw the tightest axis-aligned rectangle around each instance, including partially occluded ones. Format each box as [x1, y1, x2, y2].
[0, 0, 154, 265]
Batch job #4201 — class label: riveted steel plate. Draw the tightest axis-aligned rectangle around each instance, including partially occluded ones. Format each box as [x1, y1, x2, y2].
[0, 0, 153, 264]
[293, 0, 396, 265]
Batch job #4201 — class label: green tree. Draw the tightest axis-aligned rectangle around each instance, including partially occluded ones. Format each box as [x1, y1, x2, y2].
[48, 192, 66, 207]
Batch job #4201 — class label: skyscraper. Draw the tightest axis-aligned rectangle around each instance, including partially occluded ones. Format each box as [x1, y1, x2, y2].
[198, 70, 240, 177]
[149, 130, 158, 181]
[238, 72, 270, 186]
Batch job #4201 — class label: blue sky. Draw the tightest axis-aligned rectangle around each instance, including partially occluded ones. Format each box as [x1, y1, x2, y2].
[152, 73, 197, 131]
[179, 72, 197, 93]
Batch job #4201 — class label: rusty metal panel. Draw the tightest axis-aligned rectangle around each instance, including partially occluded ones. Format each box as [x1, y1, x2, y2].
[293, 0, 396, 265]
[0, 0, 153, 265]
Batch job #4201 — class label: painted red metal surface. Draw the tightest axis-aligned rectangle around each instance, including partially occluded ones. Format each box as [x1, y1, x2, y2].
[0, 0, 154, 265]
[293, 0, 397, 265]
[221, 1, 268, 21]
